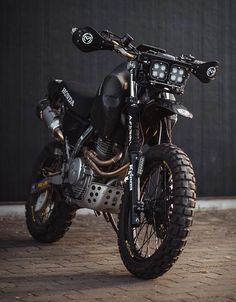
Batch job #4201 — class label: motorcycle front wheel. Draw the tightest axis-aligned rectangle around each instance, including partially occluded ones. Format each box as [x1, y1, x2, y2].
[25, 141, 76, 243]
[118, 143, 196, 279]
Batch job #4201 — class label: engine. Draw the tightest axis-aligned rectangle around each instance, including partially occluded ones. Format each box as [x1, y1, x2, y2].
[66, 138, 124, 214]
[67, 138, 117, 199]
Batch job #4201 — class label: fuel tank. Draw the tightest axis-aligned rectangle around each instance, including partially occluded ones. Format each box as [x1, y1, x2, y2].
[90, 63, 129, 140]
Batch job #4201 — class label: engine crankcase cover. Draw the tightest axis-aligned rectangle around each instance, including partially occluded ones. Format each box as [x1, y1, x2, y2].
[68, 158, 84, 185]
[67, 157, 93, 200]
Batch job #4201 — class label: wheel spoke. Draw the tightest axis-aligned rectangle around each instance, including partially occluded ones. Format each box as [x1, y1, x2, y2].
[137, 228, 156, 255]
[133, 216, 146, 243]
[129, 161, 173, 258]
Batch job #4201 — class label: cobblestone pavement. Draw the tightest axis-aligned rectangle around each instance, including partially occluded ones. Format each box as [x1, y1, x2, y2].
[0, 209, 236, 302]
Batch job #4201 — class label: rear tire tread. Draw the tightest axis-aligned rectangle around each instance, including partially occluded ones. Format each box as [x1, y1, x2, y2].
[25, 141, 77, 243]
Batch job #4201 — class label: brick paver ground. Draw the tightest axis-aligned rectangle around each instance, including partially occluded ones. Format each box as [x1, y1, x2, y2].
[0, 209, 236, 302]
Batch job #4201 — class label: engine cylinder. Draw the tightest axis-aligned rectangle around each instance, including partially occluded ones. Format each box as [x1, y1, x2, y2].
[96, 137, 114, 159]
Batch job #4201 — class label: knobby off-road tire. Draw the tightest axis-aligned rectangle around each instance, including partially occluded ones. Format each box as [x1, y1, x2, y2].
[118, 143, 196, 279]
[25, 141, 76, 243]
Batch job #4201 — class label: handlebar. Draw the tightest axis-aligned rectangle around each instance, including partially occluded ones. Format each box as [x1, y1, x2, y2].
[112, 40, 136, 59]
[72, 26, 219, 82]
[100, 29, 137, 59]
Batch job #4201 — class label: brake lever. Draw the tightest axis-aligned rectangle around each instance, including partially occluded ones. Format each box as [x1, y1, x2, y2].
[101, 30, 122, 44]
[121, 33, 134, 47]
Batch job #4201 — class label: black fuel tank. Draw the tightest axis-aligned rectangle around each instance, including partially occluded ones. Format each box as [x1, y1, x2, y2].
[90, 63, 129, 139]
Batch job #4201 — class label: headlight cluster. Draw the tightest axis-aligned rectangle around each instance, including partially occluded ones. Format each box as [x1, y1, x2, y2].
[150, 61, 188, 86]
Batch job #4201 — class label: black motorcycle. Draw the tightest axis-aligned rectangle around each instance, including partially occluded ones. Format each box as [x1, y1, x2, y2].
[26, 27, 218, 279]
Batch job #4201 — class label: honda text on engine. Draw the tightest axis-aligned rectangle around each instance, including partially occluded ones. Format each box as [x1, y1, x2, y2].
[26, 27, 219, 279]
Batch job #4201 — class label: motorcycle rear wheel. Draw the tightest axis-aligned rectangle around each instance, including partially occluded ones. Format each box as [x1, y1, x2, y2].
[117, 143, 196, 279]
[25, 141, 76, 243]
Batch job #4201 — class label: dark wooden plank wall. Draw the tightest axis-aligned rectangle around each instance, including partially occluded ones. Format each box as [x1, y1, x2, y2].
[0, 0, 235, 200]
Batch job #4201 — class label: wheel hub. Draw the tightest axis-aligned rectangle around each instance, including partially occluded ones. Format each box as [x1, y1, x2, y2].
[143, 197, 172, 239]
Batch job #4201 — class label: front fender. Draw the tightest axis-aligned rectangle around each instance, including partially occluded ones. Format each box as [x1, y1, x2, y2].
[156, 98, 193, 119]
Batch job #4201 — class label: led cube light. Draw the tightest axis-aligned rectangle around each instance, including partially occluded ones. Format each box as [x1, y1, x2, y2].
[151, 61, 169, 81]
[169, 65, 188, 85]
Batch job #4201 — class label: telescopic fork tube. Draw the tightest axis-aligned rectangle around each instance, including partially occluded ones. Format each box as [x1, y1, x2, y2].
[127, 61, 142, 226]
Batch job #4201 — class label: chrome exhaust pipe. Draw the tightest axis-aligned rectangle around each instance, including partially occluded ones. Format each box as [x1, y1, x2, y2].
[84, 147, 122, 166]
[84, 147, 128, 177]
[38, 101, 64, 142]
